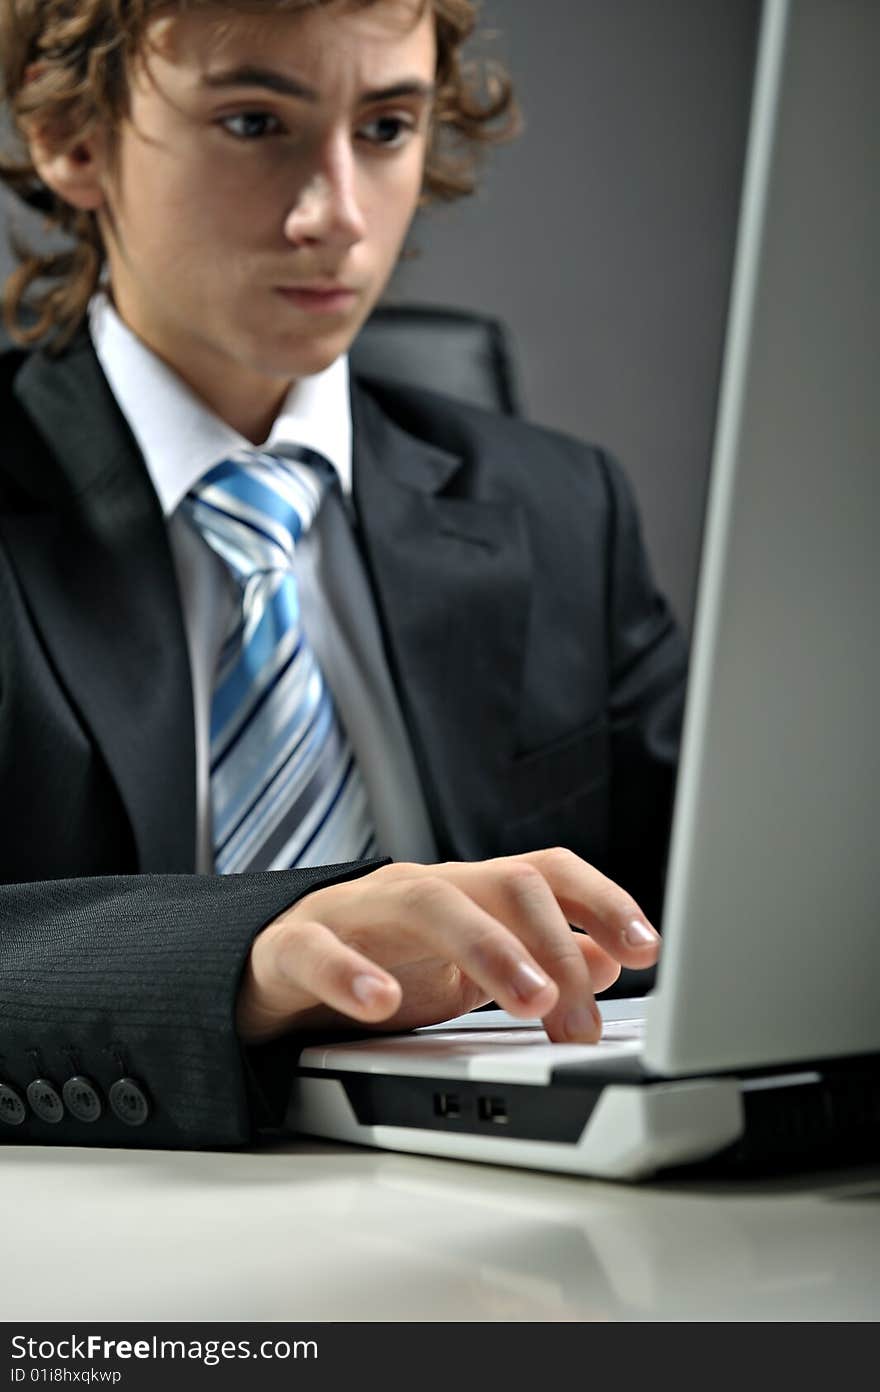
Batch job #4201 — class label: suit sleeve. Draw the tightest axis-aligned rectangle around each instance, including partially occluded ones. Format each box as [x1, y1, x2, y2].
[0, 861, 383, 1149]
[598, 451, 689, 933]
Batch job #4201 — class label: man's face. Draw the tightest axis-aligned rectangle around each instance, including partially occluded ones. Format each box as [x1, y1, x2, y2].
[94, 0, 436, 434]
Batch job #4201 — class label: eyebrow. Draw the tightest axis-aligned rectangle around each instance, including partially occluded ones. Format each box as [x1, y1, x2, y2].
[200, 66, 436, 105]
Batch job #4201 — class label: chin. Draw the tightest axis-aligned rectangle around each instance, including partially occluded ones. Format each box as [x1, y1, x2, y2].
[263, 334, 353, 381]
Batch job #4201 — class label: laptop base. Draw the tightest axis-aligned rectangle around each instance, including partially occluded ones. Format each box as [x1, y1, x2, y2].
[286, 1037, 880, 1182]
[287, 1069, 741, 1181]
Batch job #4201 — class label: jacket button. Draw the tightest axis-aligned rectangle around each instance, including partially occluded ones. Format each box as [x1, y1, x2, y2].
[0, 1083, 26, 1126]
[109, 1078, 150, 1126]
[26, 1079, 64, 1124]
[62, 1076, 103, 1122]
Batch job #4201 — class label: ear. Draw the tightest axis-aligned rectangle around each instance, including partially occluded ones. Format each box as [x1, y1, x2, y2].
[28, 127, 108, 213]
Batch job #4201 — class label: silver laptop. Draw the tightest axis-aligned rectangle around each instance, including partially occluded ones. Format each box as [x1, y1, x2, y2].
[285, 0, 880, 1180]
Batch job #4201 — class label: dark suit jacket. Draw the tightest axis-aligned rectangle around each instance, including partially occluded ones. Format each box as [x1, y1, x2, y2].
[0, 333, 687, 1148]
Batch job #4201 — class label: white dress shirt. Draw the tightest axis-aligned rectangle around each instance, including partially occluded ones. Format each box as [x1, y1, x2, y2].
[88, 294, 438, 871]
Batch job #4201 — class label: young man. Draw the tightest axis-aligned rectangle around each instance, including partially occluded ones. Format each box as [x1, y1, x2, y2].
[0, 0, 687, 1147]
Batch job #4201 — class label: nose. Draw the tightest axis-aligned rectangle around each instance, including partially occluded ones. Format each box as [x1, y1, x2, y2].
[283, 135, 367, 251]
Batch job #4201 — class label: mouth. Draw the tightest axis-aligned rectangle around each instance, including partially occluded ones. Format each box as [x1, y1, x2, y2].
[275, 285, 359, 314]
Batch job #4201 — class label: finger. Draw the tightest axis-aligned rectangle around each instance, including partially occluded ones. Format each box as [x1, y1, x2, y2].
[522, 847, 662, 966]
[241, 919, 402, 1042]
[417, 860, 621, 1040]
[472, 861, 605, 1042]
[325, 875, 562, 1022]
[575, 933, 622, 994]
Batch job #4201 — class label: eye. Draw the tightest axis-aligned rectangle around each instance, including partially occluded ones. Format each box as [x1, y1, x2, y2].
[357, 114, 415, 149]
[220, 111, 284, 140]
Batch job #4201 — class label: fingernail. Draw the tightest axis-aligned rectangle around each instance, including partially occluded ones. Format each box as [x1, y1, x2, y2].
[352, 973, 391, 1006]
[624, 919, 659, 947]
[510, 960, 550, 1002]
[564, 1004, 602, 1041]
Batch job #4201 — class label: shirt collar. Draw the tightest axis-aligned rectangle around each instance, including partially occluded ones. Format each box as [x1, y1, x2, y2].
[88, 291, 353, 517]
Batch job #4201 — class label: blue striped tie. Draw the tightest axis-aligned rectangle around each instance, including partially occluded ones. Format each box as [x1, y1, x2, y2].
[183, 445, 379, 872]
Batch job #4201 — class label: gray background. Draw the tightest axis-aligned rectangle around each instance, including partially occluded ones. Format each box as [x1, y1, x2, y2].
[0, 0, 760, 632]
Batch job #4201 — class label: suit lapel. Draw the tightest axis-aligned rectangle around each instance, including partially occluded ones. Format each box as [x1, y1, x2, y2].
[4, 338, 197, 871]
[351, 381, 531, 858]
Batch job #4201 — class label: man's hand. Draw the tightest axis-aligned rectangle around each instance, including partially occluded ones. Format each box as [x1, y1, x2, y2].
[236, 849, 661, 1045]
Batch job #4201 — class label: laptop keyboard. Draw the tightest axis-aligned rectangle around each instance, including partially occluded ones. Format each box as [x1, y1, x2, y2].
[600, 1017, 646, 1041]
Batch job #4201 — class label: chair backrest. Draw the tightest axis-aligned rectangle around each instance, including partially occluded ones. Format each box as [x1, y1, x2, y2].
[349, 303, 525, 417]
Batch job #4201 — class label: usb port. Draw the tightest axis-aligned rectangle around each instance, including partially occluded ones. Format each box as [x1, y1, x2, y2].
[434, 1091, 461, 1119]
[478, 1095, 509, 1125]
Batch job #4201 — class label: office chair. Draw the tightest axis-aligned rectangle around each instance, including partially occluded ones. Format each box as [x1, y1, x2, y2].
[350, 302, 525, 417]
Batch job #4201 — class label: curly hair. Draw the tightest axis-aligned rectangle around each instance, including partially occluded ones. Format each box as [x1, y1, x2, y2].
[0, 0, 518, 350]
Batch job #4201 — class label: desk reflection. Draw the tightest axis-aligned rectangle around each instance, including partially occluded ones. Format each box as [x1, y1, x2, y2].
[1, 1141, 878, 1321]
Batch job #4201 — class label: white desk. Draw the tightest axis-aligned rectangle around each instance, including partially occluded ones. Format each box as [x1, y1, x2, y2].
[1, 1140, 878, 1321]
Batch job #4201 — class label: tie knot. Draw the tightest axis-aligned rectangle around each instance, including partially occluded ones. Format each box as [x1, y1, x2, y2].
[184, 445, 335, 577]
